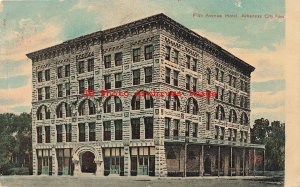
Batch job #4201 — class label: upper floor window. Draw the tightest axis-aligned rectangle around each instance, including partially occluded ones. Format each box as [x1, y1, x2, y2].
[88, 78, 94, 91]
[131, 95, 140, 110]
[56, 125, 62, 142]
[206, 112, 211, 130]
[145, 95, 153, 109]
[144, 117, 153, 139]
[173, 70, 179, 86]
[240, 112, 248, 125]
[115, 73, 122, 88]
[165, 96, 170, 109]
[164, 118, 170, 137]
[173, 96, 180, 111]
[192, 123, 198, 137]
[78, 80, 85, 94]
[37, 127, 42, 143]
[57, 84, 63, 98]
[131, 118, 140, 139]
[229, 109, 237, 123]
[87, 58, 94, 72]
[220, 71, 224, 82]
[165, 67, 171, 84]
[45, 126, 50, 143]
[173, 120, 179, 137]
[115, 97, 122, 112]
[104, 55, 111, 68]
[38, 88, 43, 101]
[192, 59, 197, 71]
[103, 97, 112, 113]
[115, 52, 122, 66]
[174, 50, 179, 64]
[45, 69, 50, 81]
[144, 67, 152, 83]
[144, 45, 154, 60]
[104, 75, 111, 90]
[133, 48, 141, 62]
[88, 100, 96, 115]
[78, 61, 84, 74]
[115, 120, 123, 140]
[186, 97, 198, 115]
[78, 101, 86, 116]
[185, 121, 190, 137]
[65, 64, 70, 77]
[133, 69, 140, 85]
[89, 123, 96, 141]
[78, 123, 85, 142]
[192, 78, 197, 92]
[186, 75, 191, 90]
[65, 124, 72, 142]
[215, 68, 219, 81]
[38, 71, 43, 82]
[232, 77, 236, 88]
[186, 55, 191, 69]
[206, 68, 211, 85]
[215, 105, 225, 120]
[165, 46, 171, 60]
[57, 66, 63, 78]
[228, 75, 232, 86]
[45, 86, 50, 99]
[103, 121, 111, 141]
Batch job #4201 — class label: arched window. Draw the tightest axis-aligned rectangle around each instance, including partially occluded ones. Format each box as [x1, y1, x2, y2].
[65, 103, 72, 117]
[215, 105, 225, 120]
[37, 106, 43, 120]
[131, 95, 140, 110]
[206, 68, 211, 84]
[56, 104, 63, 118]
[240, 112, 248, 125]
[173, 96, 180, 111]
[88, 100, 96, 115]
[186, 98, 198, 115]
[103, 97, 112, 113]
[115, 97, 122, 112]
[229, 109, 237, 123]
[37, 105, 50, 120]
[145, 94, 153, 109]
[78, 100, 86, 116]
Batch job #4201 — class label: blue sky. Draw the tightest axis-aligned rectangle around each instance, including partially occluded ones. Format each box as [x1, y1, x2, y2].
[0, 0, 285, 123]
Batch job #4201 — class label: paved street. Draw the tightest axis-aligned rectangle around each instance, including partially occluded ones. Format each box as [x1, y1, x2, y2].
[0, 176, 283, 187]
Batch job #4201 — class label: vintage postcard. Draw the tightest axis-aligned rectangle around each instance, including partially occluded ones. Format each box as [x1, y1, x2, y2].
[0, 0, 298, 186]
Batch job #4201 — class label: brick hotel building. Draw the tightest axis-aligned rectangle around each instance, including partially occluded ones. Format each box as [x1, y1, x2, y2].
[26, 13, 265, 177]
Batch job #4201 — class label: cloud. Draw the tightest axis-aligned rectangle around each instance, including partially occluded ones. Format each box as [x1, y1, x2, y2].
[251, 90, 285, 108]
[0, 75, 30, 89]
[252, 79, 285, 93]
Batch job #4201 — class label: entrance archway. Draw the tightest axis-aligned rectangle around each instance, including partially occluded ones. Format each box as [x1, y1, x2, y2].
[81, 151, 96, 173]
[204, 157, 211, 175]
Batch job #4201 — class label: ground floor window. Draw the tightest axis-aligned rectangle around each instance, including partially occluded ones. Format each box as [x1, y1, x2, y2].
[103, 148, 124, 176]
[37, 149, 52, 175]
[130, 147, 155, 176]
[56, 148, 72, 175]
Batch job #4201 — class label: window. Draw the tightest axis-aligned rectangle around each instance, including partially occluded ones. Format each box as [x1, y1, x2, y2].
[45, 108, 50, 119]
[115, 73, 122, 88]
[144, 117, 153, 139]
[192, 78, 197, 92]
[78, 80, 85, 94]
[206, 90, 211, 105]
[228, 91, 232, 104]
[37, 107, 43, 120]
[103, 121, 111, 141]
[45, 69, 50, 81]
[220, 71, 224, 82]
[216, 105, 225, 120]
[78, 123, 85, 142]
[115, 97, 122, 112]
[144, 45, 154, 60]
[233, 77, 236, 88]
[145, 95, 153, 109]
[115, 120, 122, 140]
[173, 96, 180, 111]
[133, 69, 140, 85]
[65, 64, 70, 77]
[192, 59, 197, 71]
[165, 46, 171, 60]
[229, 109, 237, 123]
[164, 118, 170, 137]
[88, 78, 94, 91]
[87, 58, 94, 72]
[65, 83, 70, 96]
[78, 101, 86, 116]
[240, 96, 244, 107]
[206, 68, 211, 84]
[165, 67, 171, 84]
[89, 123, 96, 141]
[206, 112, 211, 130]
[173, 70, 179, 86]
[174, 50, 179, 64]
[185, 121, 190, 137]
[215, 68, 219, 81]
[244, 82, 248, 92]
[228, 128, 233, 141]
[37, 127, 42, 143]
[78, 61, 84, 74]
[57, 66, 63, 78]
[104, 75, 111, 89]
[240, 131, 244, 142]
[244, 97, 248, 108]
[165, 96, 170, 109]
[228, 75, 232, 86]
[38, 71, 43, 82]
[186, 55, 191, 69]
[65, 124, 72, 142]
[144, 67, 152, 83]
[45, 86, 50, 99]
[56, 104, 63, 118]
[56, 125, 62, 142]
[133, 48, 141, 62]
[192, 123, 198, 137]
[115, 52, 122, 66]
[88, 100, 96, 115]
[45, 126, 50, 143]
[65, 103, 71, 117]
[104, 97, 111, 113]
[173, 120, 179, 137]
[131, 118, 140, 139]
[38, 88, 42, 101]
[57, 84, 63, 98]
[220, 127, 225, 140]
[233, 129, 237, 141]
[104, 55, 111, 68]
[186, 75, 190, 90]
[240, 112, 248, 125]
[233, 93, 237, 105]
[131, 95, 140, 110]
[215, 126, 219, 139]
[220, 88, 224, 101]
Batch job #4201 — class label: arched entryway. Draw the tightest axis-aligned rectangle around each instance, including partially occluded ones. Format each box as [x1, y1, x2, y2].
[204, 157, 211, 175]
[81, 151, 97, 173]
